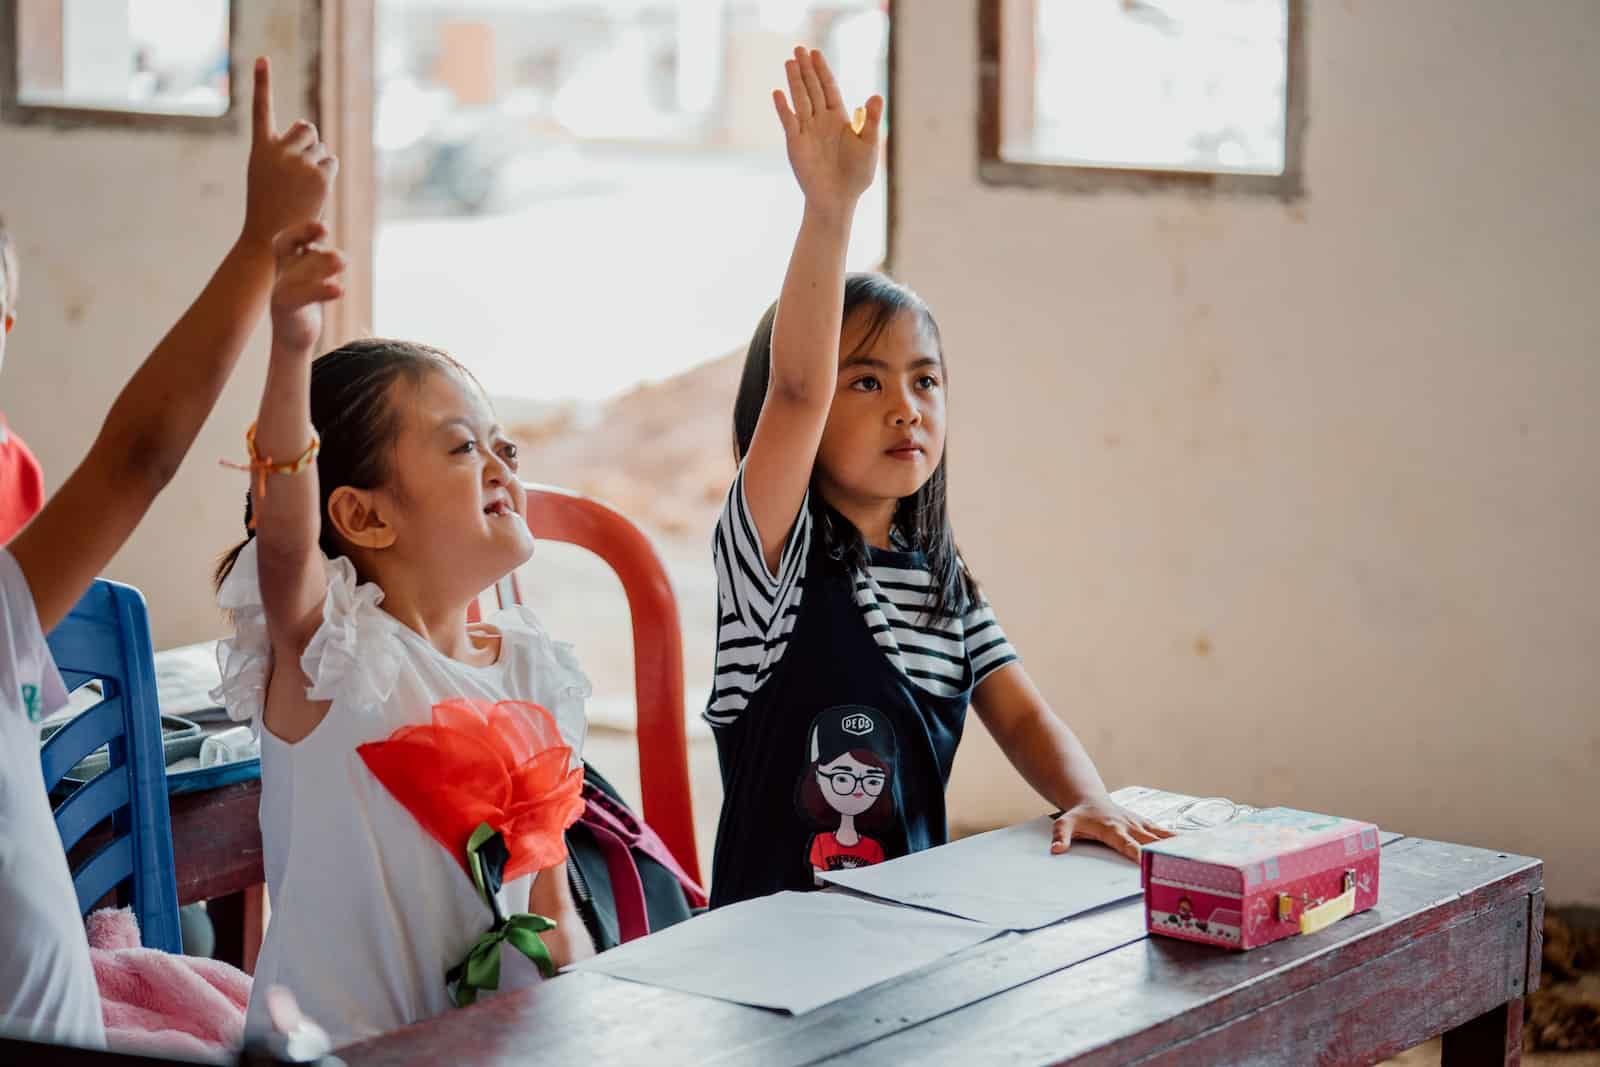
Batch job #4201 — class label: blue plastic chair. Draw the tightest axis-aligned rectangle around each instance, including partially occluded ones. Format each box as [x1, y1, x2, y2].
[40, 579, 182, 954]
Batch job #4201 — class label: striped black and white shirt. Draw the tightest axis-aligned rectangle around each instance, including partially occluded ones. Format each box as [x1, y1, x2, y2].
[706, 467, 1018, 726]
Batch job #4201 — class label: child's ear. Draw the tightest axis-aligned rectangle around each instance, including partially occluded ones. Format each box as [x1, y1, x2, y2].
[327, 486, 397, 550]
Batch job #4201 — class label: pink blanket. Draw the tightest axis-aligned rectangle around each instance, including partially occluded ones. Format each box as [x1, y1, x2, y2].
[86, 908, 251, 1063]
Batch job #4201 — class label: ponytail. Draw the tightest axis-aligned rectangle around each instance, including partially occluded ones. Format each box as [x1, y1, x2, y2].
[212, 490, 255, 590]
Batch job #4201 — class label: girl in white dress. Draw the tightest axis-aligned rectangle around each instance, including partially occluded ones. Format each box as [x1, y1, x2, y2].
[211, 230, 593, 1046]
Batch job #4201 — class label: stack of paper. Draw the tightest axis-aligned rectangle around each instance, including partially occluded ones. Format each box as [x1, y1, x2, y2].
[820, 816, 1142, 930]
[154, 641, 228, 720]
[570, 808, 1171, 1014]
[1109, 785, 1258, 832]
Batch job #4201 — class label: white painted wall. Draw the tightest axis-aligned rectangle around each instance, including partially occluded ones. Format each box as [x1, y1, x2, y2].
[0, 2, 307, 647]
[894, 1, 1600, 902]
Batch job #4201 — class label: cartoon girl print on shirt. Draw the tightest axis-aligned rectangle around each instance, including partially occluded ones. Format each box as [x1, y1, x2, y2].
[796, 705, 899, 880]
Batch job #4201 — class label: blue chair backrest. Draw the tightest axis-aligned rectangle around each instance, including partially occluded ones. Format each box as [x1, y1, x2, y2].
[40, 579, 181, 954]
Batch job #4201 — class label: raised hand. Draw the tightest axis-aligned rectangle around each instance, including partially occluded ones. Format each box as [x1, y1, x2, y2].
[772, 47, 883, 216]
[269, 221, 345, 355]
[241, 57, 339, 248]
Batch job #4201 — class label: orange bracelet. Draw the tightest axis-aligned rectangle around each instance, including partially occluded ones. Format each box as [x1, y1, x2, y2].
[220, 422, 319, 525]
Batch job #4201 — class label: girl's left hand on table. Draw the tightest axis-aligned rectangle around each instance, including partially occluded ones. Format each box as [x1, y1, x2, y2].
[1051, 795, 1174, 862]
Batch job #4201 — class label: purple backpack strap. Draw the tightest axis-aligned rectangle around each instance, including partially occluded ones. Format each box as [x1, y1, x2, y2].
[580, 784, 709, 917]
[581, 810, 651, 944]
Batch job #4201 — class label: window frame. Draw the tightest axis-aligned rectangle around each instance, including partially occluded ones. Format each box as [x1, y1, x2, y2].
[977, 0, 1306, 200]
[0, 0, 241, 133]
[307, 0, 375, 350]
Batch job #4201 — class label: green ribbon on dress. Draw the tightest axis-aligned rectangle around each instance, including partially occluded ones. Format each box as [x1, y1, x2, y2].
[446, 821, 558, 1007]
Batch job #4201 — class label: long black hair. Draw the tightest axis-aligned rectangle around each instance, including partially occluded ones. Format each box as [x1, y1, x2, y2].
[214, 338, 473, 589]
[732, 272, 980, 622]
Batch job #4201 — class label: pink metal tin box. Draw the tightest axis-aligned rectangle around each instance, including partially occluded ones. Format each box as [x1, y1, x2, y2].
[1141, 807, 1381, 950]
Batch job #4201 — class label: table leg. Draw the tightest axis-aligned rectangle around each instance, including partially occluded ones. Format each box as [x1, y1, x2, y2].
[1441, 998, 1523, 1066]
[209, 891, 245, 971]
[207, 885, 267, 975]
[243, 883, 266, 975]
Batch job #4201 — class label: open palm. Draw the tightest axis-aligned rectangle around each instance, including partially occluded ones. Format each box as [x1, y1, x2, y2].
[774, 47, 883, 212]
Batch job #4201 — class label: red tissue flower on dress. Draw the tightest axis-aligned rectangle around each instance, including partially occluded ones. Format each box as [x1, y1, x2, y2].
[356, 698, 585, 882]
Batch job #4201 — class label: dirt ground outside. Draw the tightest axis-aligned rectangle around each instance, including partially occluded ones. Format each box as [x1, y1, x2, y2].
[505, 349, 741, 736]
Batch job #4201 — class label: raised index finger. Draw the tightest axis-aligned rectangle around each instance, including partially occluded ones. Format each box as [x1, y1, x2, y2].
[252, 56, 274, 142]
[785, 56, 811, 120]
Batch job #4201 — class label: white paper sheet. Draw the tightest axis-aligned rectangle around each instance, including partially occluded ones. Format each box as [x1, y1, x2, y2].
[154, 641, 228, 720]
[819, 816, 1142, 931]
[566, 890, 999, 1015]
[1109, 784, 1258, 832]
[1110, 785, 1404, 846]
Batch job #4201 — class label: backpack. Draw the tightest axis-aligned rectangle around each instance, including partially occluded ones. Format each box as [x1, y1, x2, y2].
[565, 763, 708, 951]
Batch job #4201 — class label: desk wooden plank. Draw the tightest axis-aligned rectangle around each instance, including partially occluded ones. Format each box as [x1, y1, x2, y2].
[66, 779, 262, 907]
[338, 901, 1146, 1067]
[1109, 892, 1529, 1066]
[169, 779, 262, 904]
[819, 840, 1540, 1066]
[0, 1035, 204, 1066]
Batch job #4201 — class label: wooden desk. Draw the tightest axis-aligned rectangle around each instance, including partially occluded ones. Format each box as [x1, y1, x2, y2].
[168, 779, 263, 904]
[334, 837, 1541, 1067]
[169, 779, 264, 971]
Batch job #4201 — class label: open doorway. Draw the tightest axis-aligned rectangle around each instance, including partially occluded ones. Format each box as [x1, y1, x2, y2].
[366, 1, 891, 846]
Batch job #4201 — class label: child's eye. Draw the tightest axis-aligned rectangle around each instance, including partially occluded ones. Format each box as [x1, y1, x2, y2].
[917, 374, 941, 390]
[453, 440, 477, 454]
[851, 376, 881, 392]
[498, 443, 519, 466]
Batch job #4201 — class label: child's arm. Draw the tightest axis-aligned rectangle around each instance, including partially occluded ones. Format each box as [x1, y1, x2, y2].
[250, 224, 345, 719]
[529, 857, 594, 969]
[973, 663, 1174, 861]
[740, 48, 883, 574]
[12, 58, 336, 632]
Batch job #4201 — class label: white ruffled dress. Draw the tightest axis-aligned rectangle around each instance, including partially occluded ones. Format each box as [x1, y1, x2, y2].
[212, 540, 590, 1047]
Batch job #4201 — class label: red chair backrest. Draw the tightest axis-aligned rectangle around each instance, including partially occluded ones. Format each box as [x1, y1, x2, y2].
[479, 483, 700, 883]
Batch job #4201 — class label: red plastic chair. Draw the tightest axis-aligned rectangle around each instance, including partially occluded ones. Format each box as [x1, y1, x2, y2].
[477, 483, 701, 883]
